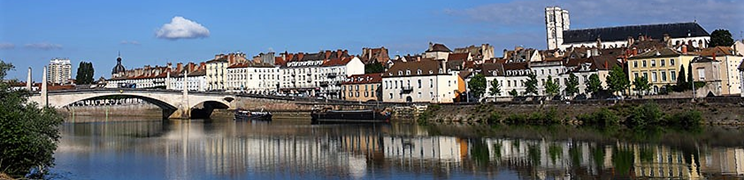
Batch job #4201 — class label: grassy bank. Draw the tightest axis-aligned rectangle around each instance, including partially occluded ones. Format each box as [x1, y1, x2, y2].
[418, 101, 730, 128]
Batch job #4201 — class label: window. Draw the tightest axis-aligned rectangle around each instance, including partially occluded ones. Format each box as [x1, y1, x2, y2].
[418, 92, 422, 98]
[389, 93, 393, 99]
[652, 72, 657, 82]
[643, 72, 648, 78]
[661, 71, 667, 82]
[395, 81, 398, 89]
[671, 71, 677, 81]
[670, 59, 675, 66]
[651, 60, 656, 67]
[698, 68, 706, 80]
[448, 80, 451, 87]
[430, 92, 433, 98]
[508, 81, 511, 87]
[642, 60, 647, 67]
[418, 79, 422, 88]
[661, 59, 665, 67]
[634, 72, 639, 79]
[430, 79, 433, 88]
[349, 92, 353, 97]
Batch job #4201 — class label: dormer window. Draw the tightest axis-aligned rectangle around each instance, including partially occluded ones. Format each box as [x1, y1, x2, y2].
[429, 70, 433, 74]
[398, 71, 403, 76]
[417, 69, 422, 75]
[406, 70, 411, 75]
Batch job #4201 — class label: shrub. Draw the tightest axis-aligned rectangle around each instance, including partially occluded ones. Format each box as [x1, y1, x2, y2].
[626, 102, 663, 127]
[577, 108, 619, 125]
[664, 110, 703, 128]
[487, 111, 501, 124]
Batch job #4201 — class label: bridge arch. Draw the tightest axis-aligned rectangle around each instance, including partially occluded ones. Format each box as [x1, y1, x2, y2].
[59, 93, 177, 110]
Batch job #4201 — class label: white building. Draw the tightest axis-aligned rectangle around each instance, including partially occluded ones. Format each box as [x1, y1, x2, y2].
[168, 70, 208, 92]
[226, 62, 280, 94]
[279, 50, 364, 99]
[47, 58, 72, 84]
[546, 6, 710, 50]
[382, 60, 463, 103]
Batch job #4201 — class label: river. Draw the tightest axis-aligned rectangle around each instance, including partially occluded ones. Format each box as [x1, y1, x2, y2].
[49, 117, 744, 179]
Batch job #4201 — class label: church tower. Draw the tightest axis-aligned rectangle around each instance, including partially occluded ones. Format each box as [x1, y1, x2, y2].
[545, 6, 570, 50]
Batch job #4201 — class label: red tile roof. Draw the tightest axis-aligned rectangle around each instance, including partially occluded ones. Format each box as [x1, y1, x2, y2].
[343, 73, 382, 85]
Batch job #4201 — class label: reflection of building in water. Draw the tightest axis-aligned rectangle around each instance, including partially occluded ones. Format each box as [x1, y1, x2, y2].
[628, 143, 701, 179]
[700, 148, 744, 176]
[383, 136, 467, 162]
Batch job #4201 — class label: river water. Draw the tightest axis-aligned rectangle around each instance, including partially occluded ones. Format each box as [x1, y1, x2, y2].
[49, 117, 744, 180]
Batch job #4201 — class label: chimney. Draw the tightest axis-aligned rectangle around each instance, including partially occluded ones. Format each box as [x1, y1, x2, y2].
[429, 42, 434, 51]
[682, 45, 688, 54]
[188, 62, 196, 72]
[632, 47, 638, 56]
[325, 50, 332, 59]
[199, 62, 206, 70]
[713, 53, 716, 61]
[176, 63, 183, 72]
[586, 49, 591, 58]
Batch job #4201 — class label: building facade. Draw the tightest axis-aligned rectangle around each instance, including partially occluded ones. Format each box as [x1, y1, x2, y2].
[48, 58, 72, 84]
[382, 60, 462, 103]
[278, 50, 364, 99]
[226, 63, 280, 94]
[627, 48, 696, 94]
[206, 58, 228, 91]
[342, 73, 382, 102]
[690, 57, 723, 96]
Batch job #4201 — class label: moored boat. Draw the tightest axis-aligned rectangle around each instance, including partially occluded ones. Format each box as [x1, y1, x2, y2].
[311, 108, 391, 124]
[234, 109, 272, 121]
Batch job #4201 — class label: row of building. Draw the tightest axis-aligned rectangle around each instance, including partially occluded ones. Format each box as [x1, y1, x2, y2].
[101, 6, 744, 103]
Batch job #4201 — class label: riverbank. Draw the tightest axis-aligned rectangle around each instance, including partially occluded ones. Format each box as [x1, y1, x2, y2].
[418, 99, 744, 125]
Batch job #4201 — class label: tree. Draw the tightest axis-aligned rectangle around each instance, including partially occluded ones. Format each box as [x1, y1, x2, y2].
[586, 74, 602, 96]
[524, 73, 538, 96]
[0, 60, 63, 178]
[676, 64, 687, 90]
[544, 75, 559, 97]
[75, 61, 94, 84]
[488, 78, 501, 96]
[564, 73, 579, 96]
[710, 29, 734, 47]
[606, 66, 629, 95]
[509, 89, 519, 97]
[633, 76, 651, 96]
[468, 74, 487, 99]
[364, 61, 384, 74]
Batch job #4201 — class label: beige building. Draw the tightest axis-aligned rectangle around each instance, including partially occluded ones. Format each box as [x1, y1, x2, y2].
[691, 57, 723, 96]
[342, 73, 381, 102]
[693, 46, 743, 95]
[627, 47, 697, 94]
[47, 58, 72, 85]
[206, 58, 227, 91]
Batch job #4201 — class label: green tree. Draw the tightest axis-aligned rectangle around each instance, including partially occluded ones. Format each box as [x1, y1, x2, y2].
[606, 66, 629, 95]
[468, 74, 487, 99]
[687, 62, 693, 86]
[524, 73, 538, 96]
[488, 78, 501, 96]
[509, 89, 519, 97]
[0, 60, 64, 178]
[75, 61, 94, 84]
[676, 64, 687, 90]
[586, 74, 602, 96]
[633, 76, 651, 96]
[364, 61, 384, 74]
[710, 29, 734, 47]
[564, 73, 579, 96]
[544, 75, 559, 97]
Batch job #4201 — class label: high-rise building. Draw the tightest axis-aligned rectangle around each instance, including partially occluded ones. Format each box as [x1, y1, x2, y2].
[545, 6, 570, 50]
[47, 58, 72, 84]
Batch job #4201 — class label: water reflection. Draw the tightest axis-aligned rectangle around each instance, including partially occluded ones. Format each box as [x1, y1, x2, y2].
[52, 120, 744, 179]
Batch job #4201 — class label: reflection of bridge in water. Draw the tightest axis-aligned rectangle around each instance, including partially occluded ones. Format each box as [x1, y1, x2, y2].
[56, 121, 744, 179]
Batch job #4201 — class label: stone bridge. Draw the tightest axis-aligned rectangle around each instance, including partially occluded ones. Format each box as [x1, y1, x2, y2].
[29, 89, 235, 119]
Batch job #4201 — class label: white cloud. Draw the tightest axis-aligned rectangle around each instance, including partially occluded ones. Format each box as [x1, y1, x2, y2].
[156, 16, 210, 40]
[0, 42, 14, 49]
[24, 42, 62, 50]
[120, 40, 141, 45]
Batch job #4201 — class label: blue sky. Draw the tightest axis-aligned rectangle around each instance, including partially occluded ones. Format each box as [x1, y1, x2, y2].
[1, 0, 743, 81]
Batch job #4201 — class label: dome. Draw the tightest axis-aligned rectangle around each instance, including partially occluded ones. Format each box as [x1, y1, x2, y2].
[112, 56, 126, 75]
